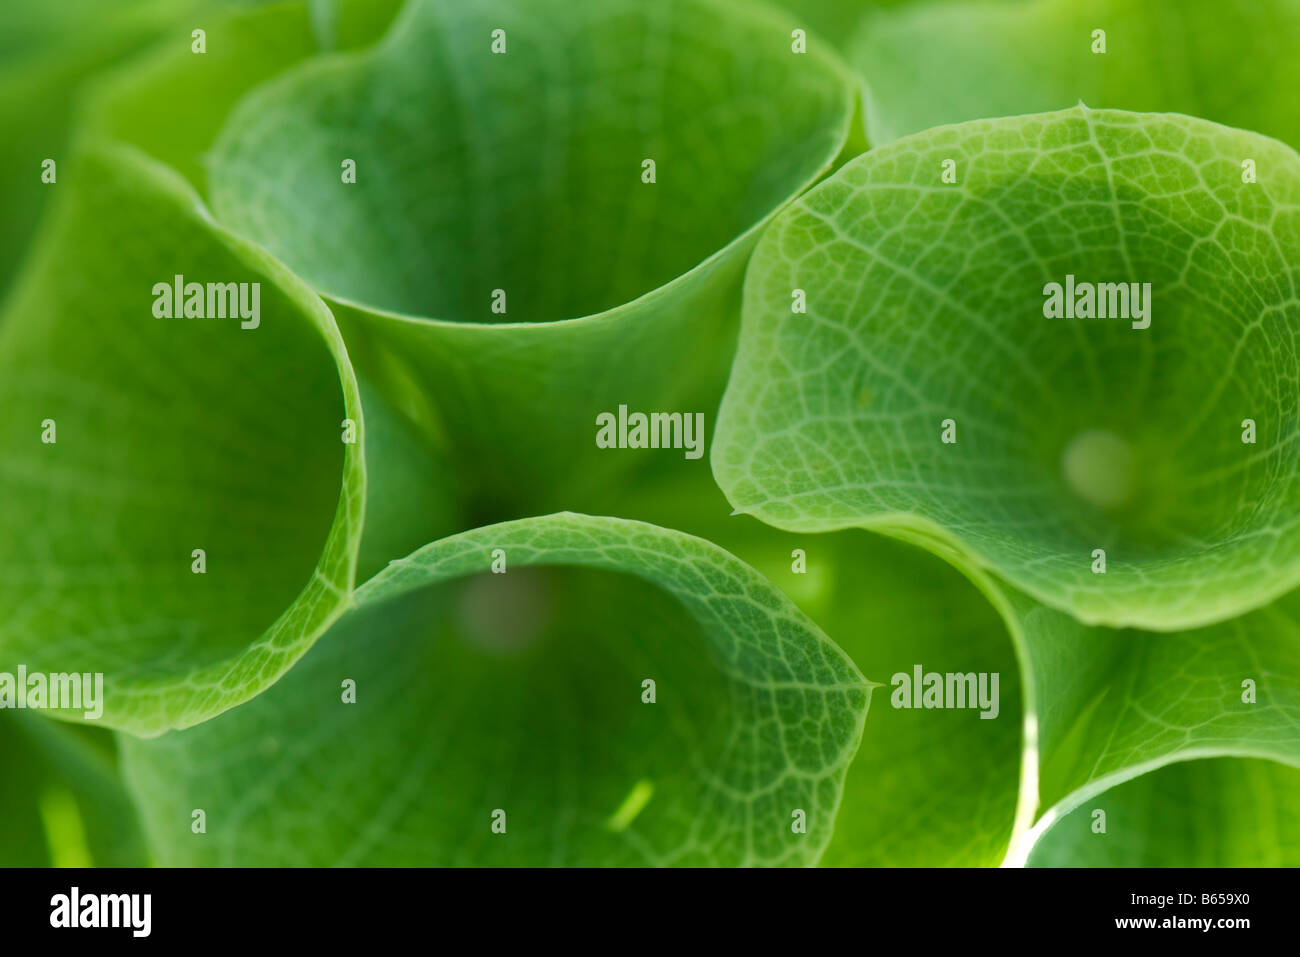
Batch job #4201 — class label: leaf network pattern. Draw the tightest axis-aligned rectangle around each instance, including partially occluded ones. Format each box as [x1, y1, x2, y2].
[0, 0, 1297, 867]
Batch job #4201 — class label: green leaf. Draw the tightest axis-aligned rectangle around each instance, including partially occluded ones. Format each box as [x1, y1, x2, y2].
[0, 0, 207, 299]
[0, 711, 148, 867]
[769, 1, 918, 51]
[0, 0, 209, 60]
[713, 106, 1300, 865]
[850, 0, 1300, 148]
[0, 142, 366, 734]
[1028, 757, 1300, 867]
[1002, 585, 1300, 864]
[734, 527, 1023, 867]
[606, 463, 1300, 867]
[8, 0, 1289, 872]
[202, 0, 856, 509]
[80, 0, 404, 193]
[715, 106, 1300, 631]
[119, 514, 871, 866]
[584, 464, 1024, 867]
[646, 471, 1300, 868]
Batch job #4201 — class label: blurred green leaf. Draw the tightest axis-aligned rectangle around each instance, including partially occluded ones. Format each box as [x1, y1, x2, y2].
[0, 711, 148, 866]
[81, 0, 404, 192]
[1028, 757, 1300, 866]
[0, 0, 206, 299]
[850, 0, 1300, 147]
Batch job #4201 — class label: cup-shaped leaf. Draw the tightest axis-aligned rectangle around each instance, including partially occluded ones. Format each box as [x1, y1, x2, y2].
[0, 143, 365, 734]
[119, 514, 871, 866]
[715, 107, 1300, 630]
[1028, 757, 1300, 867]
[204, 0, 857, 509]
[1011, 586, 1300, 849]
